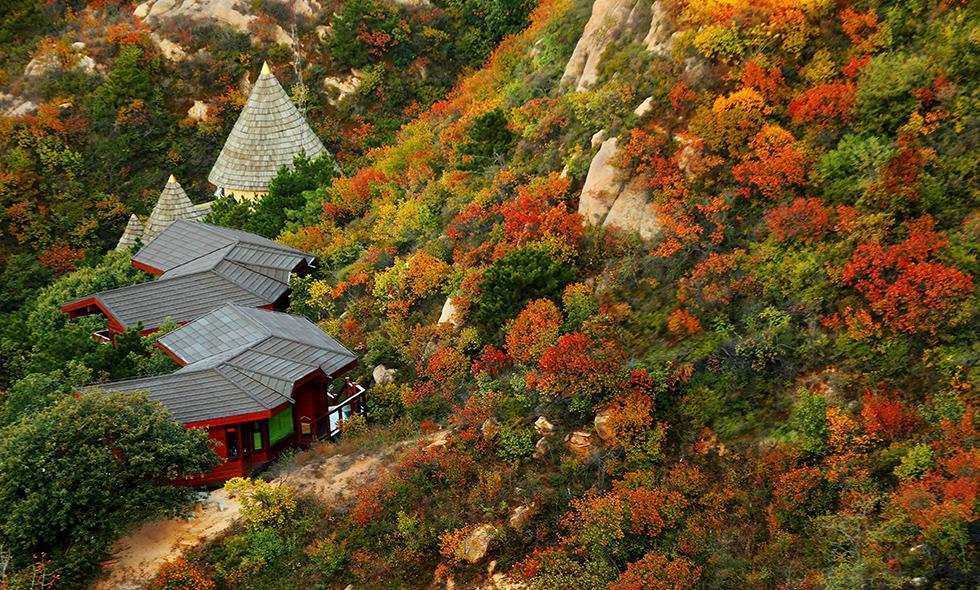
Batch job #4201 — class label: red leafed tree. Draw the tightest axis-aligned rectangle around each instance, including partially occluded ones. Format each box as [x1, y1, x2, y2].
[740, 60, 785, 101]
[506, 298, 563, 364]
[842, 216, 974, 335]
[530, 332, 625, 400]
[764, 197, 831, 243]
[788, 82, 857, 128]
[609, 553, 701, 590]
[860, 390, 921, 442]
[498, 173, 582, 254]
[732, 124, 808, 200]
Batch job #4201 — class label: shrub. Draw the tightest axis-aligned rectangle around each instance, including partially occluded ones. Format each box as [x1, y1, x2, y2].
[506, 299, 563, 364]
[496, 423, 536, 463]
[894, 444, 934, 482]
[223, 478, 297, 532]
[457, 108, 516, 170]
[150, 558, 215, 590]
[609, 553, 701, 590]
[794, 390, 830, 457]
[367, 383, 407, 425]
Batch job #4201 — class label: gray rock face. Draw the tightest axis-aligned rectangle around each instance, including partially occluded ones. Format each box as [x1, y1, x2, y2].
[24, 52, 98, 79]
[438, 297, 460, 326]
[578, 137, 660, 240]
[134, 0, 292, 44]
[0, 93, 38, 117]
[643, 0, 676, 56]
[373, 364, 397, 386]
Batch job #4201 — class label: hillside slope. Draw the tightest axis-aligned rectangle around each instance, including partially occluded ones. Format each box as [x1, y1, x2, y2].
[187, 0, 977, 588]
[0, 0, 977, 588]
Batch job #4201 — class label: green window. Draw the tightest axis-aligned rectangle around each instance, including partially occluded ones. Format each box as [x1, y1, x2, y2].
[269, 406, 294, 446]
[252, 420, 264, 451]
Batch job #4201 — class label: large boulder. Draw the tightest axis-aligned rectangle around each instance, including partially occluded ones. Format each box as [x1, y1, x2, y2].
[564, 430, 595, 461]
[578, 137, 660, 239]
[372, 364, 397, 386]
[594, 408, 616, 442]
[508, 504, 534, 530]
[532, 437, 549, 460]
[24, 52, 98, 79]
[534, 416, 555, 436]
[438, 297, 460, 326]
[456, 524, 498, 564]
[187, 100, 209, 121]
[578, 137, 623, 226]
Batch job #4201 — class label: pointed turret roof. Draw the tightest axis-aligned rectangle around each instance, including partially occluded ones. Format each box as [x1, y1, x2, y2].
[208, 62, 327, 193]
[143, 175, 207, 242]
[115, 214, 145, 251]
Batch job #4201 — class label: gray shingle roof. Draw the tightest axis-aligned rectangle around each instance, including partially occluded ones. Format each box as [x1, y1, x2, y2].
[208, 62, 327, 193]
[65, 220, 315, 330]
[84, 305, 357, 424]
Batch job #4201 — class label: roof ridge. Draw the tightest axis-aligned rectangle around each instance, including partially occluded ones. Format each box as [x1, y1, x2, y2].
[216, 364, 294, 408]
[160, 243, 236, 279]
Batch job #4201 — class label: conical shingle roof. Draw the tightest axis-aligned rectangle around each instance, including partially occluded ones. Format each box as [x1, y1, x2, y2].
[115, 214, 145, 251]
[208, 62, 327, 193]
[143, 175, 207, 242]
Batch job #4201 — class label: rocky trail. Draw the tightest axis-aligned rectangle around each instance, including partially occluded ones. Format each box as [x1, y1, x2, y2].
[94, 431, 447, 590]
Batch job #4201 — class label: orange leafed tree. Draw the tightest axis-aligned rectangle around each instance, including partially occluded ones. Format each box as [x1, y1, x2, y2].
[506, 299, 563, 364]
[732, 124, 808, 200]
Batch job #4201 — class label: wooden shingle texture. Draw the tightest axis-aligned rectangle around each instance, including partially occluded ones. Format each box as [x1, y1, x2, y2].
[115, 214, 145, 251]
[208, 63, 327, 193]
[142, 175, 209, 242]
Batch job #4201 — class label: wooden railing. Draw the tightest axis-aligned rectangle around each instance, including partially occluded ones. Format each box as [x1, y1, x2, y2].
[326, 380, 367, 438]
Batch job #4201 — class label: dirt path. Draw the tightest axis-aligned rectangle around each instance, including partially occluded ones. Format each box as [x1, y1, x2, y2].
[94, 431, 447, 590]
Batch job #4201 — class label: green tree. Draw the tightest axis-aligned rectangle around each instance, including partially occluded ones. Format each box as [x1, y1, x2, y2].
[457, 108, 516, 170]
[247, 152, 337, 238]
[0, 391, 218, 584]
[794, 389, 830, 457]
[473, 245, 576, 330]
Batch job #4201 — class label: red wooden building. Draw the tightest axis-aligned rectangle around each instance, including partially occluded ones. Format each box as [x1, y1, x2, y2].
[85, 304, 364, 485]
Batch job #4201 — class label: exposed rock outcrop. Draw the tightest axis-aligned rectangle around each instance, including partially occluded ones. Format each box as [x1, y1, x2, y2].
[134, 0, 292, 45]
[560, 0, 647, 92]
[594, 408, 616, 442]
[643, 0, 676, 56]
[150, 32, 188, 61]
[533, 437, 549, 459]
[509, 504, 534, 530]
[438, 297, 460, 326]
[578, 137, 660, 239]
[187, 100, 209, 121]
[534, 416, 555, 436]
[24, 52, 99, 79]
[565, 430, 596, 461]
[322, 70, 363, 105]
[0, 93, 38, 118]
